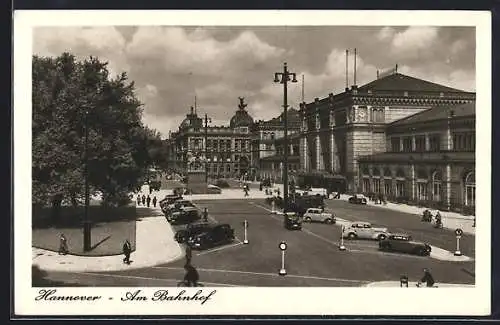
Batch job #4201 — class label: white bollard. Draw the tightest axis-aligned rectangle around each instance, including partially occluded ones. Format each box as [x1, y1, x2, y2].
[339, 225, 346, 251]
[243, 220, 249, 244]
[454, 228, 463, 256]
[271, 201, 276, 214]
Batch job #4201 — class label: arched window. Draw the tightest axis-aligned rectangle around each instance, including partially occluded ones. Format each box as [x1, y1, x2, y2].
[362, 167, 370, 176]
[372, 167, 381, 177]
[383, 167, 393, 196]
[464, 172, 475, 206]
[432, 171, 442, 202]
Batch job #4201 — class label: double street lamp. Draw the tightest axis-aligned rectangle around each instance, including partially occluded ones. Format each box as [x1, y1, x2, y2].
[204, 113, 212, 184]
[274, 62, 298, 210]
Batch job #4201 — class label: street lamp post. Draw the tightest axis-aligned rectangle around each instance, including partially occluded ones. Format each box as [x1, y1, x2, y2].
[83, 109, 91, 252]
[274, 62, 298, 210]
[204, 113, 212, 184]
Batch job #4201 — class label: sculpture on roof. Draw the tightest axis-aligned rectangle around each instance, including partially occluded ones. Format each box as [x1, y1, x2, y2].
[238, 97, 247, 110]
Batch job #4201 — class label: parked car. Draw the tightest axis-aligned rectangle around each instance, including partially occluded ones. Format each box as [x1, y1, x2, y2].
[348, 194, 368, 205]
[166, 200, 195, 212]
[167, 207, 200, 225]
[207, 184, 222, 194]
[174, 222, 212, 243]
[303, 208, 336, 224]
[284, 212, 303, 230]
[379, 233, 432, 256]
[342, 222, 388, 240]
[186, 224, 235, 250]
[303, 188, 328, 198]
[160, 195, 183, 211]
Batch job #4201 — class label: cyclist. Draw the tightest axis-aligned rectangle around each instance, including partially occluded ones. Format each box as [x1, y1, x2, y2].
[183, 263, 199, 287]
[417, 268, 435, 287]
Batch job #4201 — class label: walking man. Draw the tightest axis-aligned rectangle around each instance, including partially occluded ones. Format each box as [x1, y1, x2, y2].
[185, 245, 192, 265]
[203, 208, 209, 222]
[153, 196, 157, 208]
[122, 239, 132, 264]
[146, 195, 151, 208]
[136, 194, 141, 206]
[58, 233, 68, 255]
[417, 268, 435, 287]
[142, 194, 146, 206]
[183, 263, 199, 287]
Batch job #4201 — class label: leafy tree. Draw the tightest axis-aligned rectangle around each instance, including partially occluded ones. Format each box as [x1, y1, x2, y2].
[32, 53, 157, 208]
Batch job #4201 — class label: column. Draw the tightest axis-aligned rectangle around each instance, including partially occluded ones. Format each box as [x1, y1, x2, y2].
[330, 132, 336, 173]
[411, 136, 416, 152]
[445, 113, 452, 209]
[399, 138, 403, 152]
[303, 137, 308, 171]
[425, 133, 430, 151]
[316, 134, 321, 170]
[410, 164, 415, 200]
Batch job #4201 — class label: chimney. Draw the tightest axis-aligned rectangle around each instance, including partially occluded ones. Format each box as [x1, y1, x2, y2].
[353, 48, 357, 86]
[345, 49, 349, 89]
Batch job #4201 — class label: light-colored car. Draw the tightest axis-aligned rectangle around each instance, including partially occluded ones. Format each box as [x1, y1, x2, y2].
[342, 222, 388, 240]
[303, 208, 336, 224]
[303, 188, 328, 198]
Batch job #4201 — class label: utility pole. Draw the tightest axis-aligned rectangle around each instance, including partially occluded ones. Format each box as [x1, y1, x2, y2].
[274, 63, 298, 210]
[83, 109, 91, 252]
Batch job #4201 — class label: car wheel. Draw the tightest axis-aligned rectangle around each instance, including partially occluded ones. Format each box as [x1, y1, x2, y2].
[324, 218, 333, 224]
[377, 234, 387, 241]
[305, 217, 312, 222]
[347, 233, 357, 240]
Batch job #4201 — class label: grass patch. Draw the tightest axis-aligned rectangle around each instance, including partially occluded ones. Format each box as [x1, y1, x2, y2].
[32, 205, 137, 256]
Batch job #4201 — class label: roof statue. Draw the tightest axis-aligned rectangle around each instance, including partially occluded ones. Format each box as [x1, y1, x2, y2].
[238, 97, 247, 110]
[230, 97, 254, 128]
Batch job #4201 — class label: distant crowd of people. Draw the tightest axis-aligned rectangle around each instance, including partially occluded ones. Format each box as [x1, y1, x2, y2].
[136, 194, 157, 208]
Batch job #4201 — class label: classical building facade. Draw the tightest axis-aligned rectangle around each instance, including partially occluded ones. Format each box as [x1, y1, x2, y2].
[250, 108, 301, 181]
[167, 98, 254, 179]
[358, 102, 475, 210]
[299, 71, 476, 194]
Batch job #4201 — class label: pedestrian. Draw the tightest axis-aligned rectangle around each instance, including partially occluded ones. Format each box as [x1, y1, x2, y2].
[146, 195, 151, 208]
[122, 239, 132, 264]
[142, 194, 146, 206]
[58, 233, 68, 255]
[136, 194, 141, 206]
[183, 263, 199, 287]
[185, 245, 192, 265]
[153, 196, 157, 208]
[203, 208, 209, 222]
[417, 268, 435, 287]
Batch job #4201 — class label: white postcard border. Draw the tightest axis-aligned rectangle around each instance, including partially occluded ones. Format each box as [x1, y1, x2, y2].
[14, 10, 491, 316]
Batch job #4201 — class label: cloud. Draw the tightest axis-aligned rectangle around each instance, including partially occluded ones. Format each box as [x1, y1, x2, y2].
[32, 26, 475, 138]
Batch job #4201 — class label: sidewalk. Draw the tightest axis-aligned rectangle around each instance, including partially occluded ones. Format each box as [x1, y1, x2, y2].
[32, 206, 184, 272]
[364, 281, 474, 288]
[332, 194, 475, 235]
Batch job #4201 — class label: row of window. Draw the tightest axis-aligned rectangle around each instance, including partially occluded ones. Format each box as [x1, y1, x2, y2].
[390, 132, 475, 153]
[361, 172, 475, 206]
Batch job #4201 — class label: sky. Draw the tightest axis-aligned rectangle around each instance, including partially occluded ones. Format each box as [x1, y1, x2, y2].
[33, 26, 475, 139]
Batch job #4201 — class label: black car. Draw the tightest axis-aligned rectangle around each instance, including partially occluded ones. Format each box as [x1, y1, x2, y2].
[348, 194, 367, 205]
[379, 233, 432, 256]
[174, 222, 212, 243]
[167, 208, 200, 225]
[160, 195, 183, 210]
[284, 212, 302, 230]
[187, 224, 235, 250]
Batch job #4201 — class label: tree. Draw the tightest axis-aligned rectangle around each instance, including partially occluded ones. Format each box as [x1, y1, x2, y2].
[32, 53, 155, 207]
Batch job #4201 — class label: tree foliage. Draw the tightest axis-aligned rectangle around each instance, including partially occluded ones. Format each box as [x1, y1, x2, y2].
[32, 52, 161, 207]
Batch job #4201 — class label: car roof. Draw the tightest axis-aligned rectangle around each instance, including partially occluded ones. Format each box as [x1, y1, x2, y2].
[352, 221, 370, 225]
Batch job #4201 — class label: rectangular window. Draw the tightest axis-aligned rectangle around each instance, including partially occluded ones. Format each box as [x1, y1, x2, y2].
[384, 180, 392, 196]
[415, 136, 426, 152]
[429, 134, 441, 152]
[396, 181, 405, 197]
[373, 178, 381, 193]
[362, 178, 370, 193]
[417, 182, 427, 201]
[433, 182, 441, 201]
[402, 137, 412, 152]
[391, 137, 401, 152]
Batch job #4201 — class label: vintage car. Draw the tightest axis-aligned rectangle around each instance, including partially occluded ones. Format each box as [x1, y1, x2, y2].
[348, 194, 368, 205]
[342, 222, 389, 240]
[174, 222, 212, 243]
[379, 233, 432, 256]
[186, 224, 235, 250]
[160, 195, 183, 211]
[167, 207, 200, 225]
[207, 184, 222, 194]
[302, 188, 328, 198]
[302, 208, 336, 224]
[165, 200, 195, 212]
[284, 212, 303, 230]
